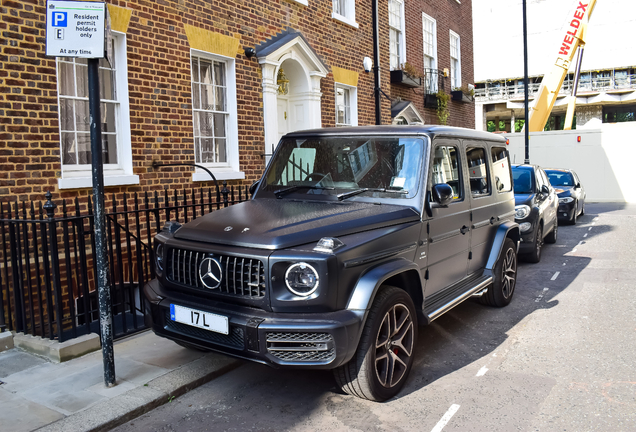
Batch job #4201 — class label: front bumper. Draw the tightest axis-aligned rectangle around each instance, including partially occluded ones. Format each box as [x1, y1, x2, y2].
[517, 221, 537, 253]
[143, 280, 363, 369]
[557, 201, 576, 220]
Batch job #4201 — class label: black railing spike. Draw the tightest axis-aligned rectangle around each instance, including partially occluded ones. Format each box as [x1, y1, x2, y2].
[43, 191, 56, 219]
[221, 181, 229, 207]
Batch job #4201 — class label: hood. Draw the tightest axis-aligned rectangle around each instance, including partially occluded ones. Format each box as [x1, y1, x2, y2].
[555, 187, 573, 197]
[514, 193, 534, 206]
[173, 199, 420, 250]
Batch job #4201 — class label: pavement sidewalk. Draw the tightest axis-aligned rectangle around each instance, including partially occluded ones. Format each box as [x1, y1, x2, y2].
[0, 330, 242, 432]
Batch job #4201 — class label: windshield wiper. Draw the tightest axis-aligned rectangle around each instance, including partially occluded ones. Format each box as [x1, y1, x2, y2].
[337, 188, 408, 201]
[274, 185, 335, 198]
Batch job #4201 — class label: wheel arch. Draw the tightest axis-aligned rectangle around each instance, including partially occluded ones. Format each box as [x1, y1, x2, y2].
[485, 221, 520, 272]
[346, 259, 423, 313]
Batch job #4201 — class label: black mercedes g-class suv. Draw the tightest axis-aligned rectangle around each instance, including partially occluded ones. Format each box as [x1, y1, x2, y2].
[144, 125, 519, 401]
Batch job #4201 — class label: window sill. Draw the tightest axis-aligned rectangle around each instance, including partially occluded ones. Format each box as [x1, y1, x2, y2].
[192, 169, 245, 183]
[331, 12, 359, 29]
[58, 174, 140, 190]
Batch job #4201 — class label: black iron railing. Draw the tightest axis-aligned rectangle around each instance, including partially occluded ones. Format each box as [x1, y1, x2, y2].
[0, 182, 249, 341]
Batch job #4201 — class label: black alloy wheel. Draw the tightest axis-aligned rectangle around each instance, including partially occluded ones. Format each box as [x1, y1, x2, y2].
[334, 286, 417, 401]
[481, 238, 517, 307]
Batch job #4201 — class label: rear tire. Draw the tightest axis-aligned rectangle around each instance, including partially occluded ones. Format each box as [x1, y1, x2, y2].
[580, 201, 585, 216]
[481, 238, 517, 307]
[527, 223, 543, 263]
[334, 286, 417, 401]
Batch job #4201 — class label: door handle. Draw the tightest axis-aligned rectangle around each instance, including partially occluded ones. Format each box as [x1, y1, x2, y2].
[460, 225, 469, 235]
[490, 217, 497, 225]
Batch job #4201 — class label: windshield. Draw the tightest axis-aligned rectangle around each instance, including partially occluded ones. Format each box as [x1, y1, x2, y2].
[259, 136, 425, 200]
[545, 170, 575, 187]
[512, 166, 535, 194]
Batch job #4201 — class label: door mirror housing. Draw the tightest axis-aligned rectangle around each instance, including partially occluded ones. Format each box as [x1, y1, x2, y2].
[541, 184, 550, 195]
[432, 183, 454, 207]
[249, 181, 260, 196]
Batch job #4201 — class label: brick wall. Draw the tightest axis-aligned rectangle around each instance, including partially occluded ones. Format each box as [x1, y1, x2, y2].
[0, 0, 472, 205]
[392, 0, 475, 128]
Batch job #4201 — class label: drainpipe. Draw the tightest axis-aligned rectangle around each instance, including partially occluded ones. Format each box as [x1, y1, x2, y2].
[372, 0, 381, 125]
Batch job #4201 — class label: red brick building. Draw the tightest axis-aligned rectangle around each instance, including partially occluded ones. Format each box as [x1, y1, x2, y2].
[0, 0, 475, 202]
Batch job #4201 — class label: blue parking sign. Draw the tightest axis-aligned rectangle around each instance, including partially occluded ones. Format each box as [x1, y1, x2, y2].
[52, 11, 67, 27]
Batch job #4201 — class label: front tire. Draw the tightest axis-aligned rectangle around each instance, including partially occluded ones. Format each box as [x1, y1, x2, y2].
[545, 219, 558, 244]
[569, 201, 578, 225]
[481, 238, 517, 307]
[527, 223, 543, 263]
[334, 286, 417, 401]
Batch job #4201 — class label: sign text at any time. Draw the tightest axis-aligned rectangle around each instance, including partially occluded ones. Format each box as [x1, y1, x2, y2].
[45, 0, 105, 58]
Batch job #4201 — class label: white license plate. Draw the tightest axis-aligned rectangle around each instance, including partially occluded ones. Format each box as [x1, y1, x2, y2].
[170, 304, 228, 335]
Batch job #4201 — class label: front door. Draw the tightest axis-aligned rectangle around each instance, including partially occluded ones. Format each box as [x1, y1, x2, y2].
[277, 98, 288, 143]
[424, 139, 471, 298]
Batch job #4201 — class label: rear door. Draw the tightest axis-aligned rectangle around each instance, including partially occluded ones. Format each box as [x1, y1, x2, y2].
[424, 138, 471, 297]
[465, 142, 497, 274]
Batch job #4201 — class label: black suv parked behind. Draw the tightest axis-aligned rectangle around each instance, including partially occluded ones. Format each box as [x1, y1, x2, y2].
[512, 164, 559, 262]
[144, 126, 520, 401]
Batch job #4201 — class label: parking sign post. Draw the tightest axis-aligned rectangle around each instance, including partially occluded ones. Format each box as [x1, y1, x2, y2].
[46, 0, 115, 387]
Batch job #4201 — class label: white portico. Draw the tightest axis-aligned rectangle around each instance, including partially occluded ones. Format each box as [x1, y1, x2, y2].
[256, 30, 329, 156]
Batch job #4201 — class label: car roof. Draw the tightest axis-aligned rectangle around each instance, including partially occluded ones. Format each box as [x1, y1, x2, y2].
[512, 163, 537, 169]
[544, 168, 574, 173]
[283, 125, 507, 143]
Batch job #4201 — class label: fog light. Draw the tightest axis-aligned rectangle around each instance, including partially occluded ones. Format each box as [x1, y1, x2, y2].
[519, 222, 532, 232]
[285, 262, 319, 296]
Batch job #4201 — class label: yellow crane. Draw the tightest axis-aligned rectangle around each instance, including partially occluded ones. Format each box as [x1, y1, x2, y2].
[526, 0, 597, 132]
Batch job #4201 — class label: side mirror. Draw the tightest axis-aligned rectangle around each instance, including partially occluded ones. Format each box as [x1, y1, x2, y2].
[541, 184, 550, 195]
[576, 182, 581, 189]
[432, 183, 454, 207]
[249, 180, 259, 196]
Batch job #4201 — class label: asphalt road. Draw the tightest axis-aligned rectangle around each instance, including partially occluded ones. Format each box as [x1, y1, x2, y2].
[114, 203, 636, 432]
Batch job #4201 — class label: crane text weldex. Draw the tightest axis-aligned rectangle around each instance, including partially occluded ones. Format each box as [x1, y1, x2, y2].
[559, 2, 588, 57]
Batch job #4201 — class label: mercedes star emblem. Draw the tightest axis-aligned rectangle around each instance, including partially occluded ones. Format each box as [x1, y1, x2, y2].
[199, 257, 223, 289]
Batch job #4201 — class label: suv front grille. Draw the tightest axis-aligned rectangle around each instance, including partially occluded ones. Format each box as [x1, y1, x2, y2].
[167, 248, 266, 298]
[266, 332, 336, 363]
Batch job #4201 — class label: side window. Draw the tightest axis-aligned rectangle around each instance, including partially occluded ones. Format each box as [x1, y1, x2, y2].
[466, 147, 490, 196]
[535, 169, 546, 189]
[540, 169, 550, 188]
[431, 145, 462, 200]
[490, 147, 512, 192]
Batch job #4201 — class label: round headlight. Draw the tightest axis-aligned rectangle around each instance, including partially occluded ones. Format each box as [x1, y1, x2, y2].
[515, 205, 531, 219]
[285, 262, 319, 297]
[156, 243, 165, 271]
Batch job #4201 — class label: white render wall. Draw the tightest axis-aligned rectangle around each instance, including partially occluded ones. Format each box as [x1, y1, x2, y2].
[504, 122, 636, 202]
[473, 0, 636, 82]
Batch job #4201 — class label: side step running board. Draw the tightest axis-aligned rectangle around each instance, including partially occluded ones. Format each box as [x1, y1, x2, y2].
[425, 275, 493, 322]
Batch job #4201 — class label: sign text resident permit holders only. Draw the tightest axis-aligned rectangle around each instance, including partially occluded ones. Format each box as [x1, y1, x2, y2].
[45, 0, 106, 58]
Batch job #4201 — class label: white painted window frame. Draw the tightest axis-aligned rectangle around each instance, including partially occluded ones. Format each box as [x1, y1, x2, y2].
[335, 83, 358, 127]
[190, 49, 244, 182]
[450, 30, 462, 89]
[57, 31, 138, 190]
[422, 12, 438, 92]
[332, 0, 359, 29]
[389, 0, 406, 70]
